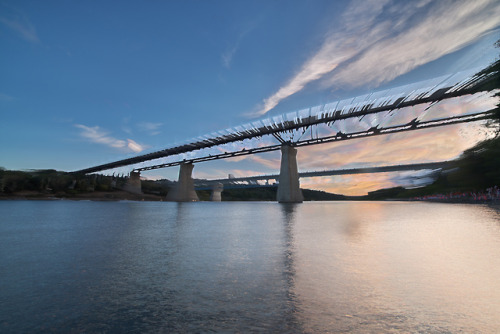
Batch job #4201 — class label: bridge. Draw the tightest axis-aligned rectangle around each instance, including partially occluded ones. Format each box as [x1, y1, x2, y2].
[195, 161, 454, 186]
[74, 64, 498, 203]
[192, 161, 454, 201]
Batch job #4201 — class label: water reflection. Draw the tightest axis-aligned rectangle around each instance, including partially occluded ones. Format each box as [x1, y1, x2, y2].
[279, 203, 303, 332]
[1, 201, 500, 333]
[487, 202, 500, 218]
[337, 202, 389, 241]
[291, 201, 500, 333]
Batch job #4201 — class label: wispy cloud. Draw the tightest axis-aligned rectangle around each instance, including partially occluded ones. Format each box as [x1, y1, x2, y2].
[301, 173, 399, 196]
[222, 43, 240, 69]
[0, 93, 15, 101]
[222, 19, 259, 69]
[323, 0, 500, 89]
[0, 4, 40, 43]
[252, 0, 500, 117]
[138, 122, 163, 135]
[75, 124, 146, 153]
[126, 139, 145, 153]
[247, 154, 280, 169]
[76, 124, 126, 148]
[297, 123, 489, 172]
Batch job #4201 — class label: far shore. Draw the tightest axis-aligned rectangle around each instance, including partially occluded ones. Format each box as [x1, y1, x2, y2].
[1, 190, 499, 205]
[0, 190, 165, 202]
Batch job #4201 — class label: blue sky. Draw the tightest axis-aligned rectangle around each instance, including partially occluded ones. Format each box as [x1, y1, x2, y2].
[1, 0, 499, 194]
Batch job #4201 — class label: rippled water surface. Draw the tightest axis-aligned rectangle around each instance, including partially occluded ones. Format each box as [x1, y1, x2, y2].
[1, 200, 500, 333]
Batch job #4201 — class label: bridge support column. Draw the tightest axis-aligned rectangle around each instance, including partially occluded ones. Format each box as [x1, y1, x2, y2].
[166, 163, 199, 202]
[277, 145, 303, 203]
[123, 171, 142, 194]
[210, 182, 223, 202]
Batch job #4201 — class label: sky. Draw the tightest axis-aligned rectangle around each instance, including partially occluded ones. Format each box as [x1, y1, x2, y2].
[1, 0, 499, 195]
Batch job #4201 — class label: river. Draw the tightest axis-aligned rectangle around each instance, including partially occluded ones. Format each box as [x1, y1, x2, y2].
[1, 200, 499, 333]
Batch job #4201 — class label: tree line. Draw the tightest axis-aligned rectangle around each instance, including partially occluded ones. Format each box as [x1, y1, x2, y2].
[0, 169, 127, 194]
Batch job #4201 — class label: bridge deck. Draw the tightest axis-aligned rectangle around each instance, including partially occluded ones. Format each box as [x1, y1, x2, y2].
[194, 161, 454, 186]
[73, 65, 497, 174]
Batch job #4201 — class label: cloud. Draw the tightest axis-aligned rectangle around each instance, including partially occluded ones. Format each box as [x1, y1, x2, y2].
[0, 4, 40, 43]
[75, 124, 146, 153]
[252, 0, 500, 117]
[295, 119, 490, 195]
[127, 139, 145, 153]
[0, 93, 15, 101]
[247, 154, 280, 169]
[138, 122, 163, 135]
[300, 173, 399, 196]
[297, 123, 489, 171]
[75, 124, 126, 148]
[221, 19, 259, 69]
[222, 44, 239, 69]
[299, 168, 439, 196]
[324, 0, 500, 88]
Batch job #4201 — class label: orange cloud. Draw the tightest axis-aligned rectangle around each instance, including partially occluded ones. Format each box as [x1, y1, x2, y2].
[301, 173, 398, 196]
[293, 121, 490, 195]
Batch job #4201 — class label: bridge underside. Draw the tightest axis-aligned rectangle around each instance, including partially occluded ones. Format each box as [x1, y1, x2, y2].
[162, 146, 304, 202]
[73, 65, 497, 175]
[72, 64, 498, 203]
[134, 109, 493, 172]
[195, 161, 455, 187]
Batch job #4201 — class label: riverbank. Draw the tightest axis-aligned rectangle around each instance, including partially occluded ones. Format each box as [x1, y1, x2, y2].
[2, 180, 500, 204]
[3, 190, 499, 204]
[0, 186, 347, 202]
[0, 190, 165, 202]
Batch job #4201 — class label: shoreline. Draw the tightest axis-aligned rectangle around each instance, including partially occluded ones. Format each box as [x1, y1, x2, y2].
[0, 190, 165, 202]
[1, 191, 499, 205]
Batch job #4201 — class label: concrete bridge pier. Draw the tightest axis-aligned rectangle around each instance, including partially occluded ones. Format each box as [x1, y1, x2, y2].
[123, 171, 142, 194]
[210, 182, 224, 201]
[277, 145, 303, 203]
[166, 163, 199, 202]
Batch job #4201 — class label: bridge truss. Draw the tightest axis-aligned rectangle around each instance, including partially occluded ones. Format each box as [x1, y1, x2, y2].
[74, 65, 498, 174]
[136, 111, 491, 172]
[194, 161, 455, 187]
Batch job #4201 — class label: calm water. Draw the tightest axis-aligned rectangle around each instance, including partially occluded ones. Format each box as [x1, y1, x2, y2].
[1, 200, 499, 333]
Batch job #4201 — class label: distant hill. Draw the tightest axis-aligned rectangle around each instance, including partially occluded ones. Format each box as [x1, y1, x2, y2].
[360, 135, 500, 200]
[196, 186, 346, 201]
